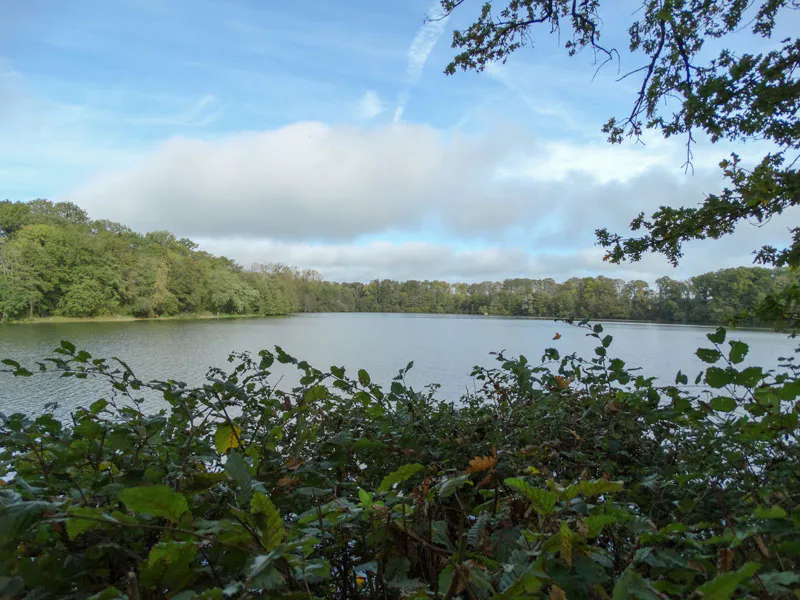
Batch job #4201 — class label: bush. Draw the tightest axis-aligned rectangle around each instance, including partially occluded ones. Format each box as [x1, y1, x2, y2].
[0, 322, 798, 599]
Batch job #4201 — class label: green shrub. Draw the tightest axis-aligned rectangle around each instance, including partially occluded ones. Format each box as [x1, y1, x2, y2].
[1, 322, 798, 599]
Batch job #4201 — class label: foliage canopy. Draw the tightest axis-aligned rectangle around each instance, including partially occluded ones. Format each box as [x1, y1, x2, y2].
[440, 0, 799, 271]
[1, 199, 797, 327]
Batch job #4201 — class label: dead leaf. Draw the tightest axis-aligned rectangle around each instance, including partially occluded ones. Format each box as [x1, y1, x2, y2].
[755, 534, 771, 559]
[477, 471, 494, 489]
[553, 375, 571, 389]
[717, 548, 734, 573]
[277, 476, 299, 489]
[552, 332, 562, 340]
[567, 429, 584, 441]
[467, 447, 498, 473]
[285, 458, 303, 471]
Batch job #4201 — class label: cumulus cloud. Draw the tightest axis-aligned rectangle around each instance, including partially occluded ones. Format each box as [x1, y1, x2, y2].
[196, 238, 654, 283]
[61, 121, 724, 244]
[60, 120, 797, 283]
[195, 228, 793, 284]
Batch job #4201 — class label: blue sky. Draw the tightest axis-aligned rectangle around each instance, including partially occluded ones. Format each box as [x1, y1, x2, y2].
[2, 0, 797, 282]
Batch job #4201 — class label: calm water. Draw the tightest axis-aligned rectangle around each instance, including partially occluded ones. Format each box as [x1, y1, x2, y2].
[0, 313, 795, 417]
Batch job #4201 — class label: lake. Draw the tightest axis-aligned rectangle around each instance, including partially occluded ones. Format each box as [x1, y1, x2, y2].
[0, 313, 796, 417]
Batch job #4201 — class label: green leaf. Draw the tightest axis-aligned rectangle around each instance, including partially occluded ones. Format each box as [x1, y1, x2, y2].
[705, 367, 733, 388]
[247, 551, 280, 584]
[0, 501, 55, 545]
[215, 422, 241, 454]
[0, 577, 24, 597]
[754, 505, 787, 519]
[224, 451, 252, 491]
[438, 474, 472, 498]
[587, 512, 626, 537]
[251, 492, 284, 551]
[119, 485, 188, 522]
[707, 328, 726, 344]
[66, 507, 104, 540]
[60, 339, 77, 355]
[504, 478, 556, 515]
[612, 569, 661, 599]
[377, 463, 423, 493]
[760, 572, 800, 596]
[87, 587, 125, 600]
[358, 488, 372, 508]
[559, 521, 573, 567]
[358, 369, 371, 387]
[89, 399, 108, 414]
[437, 564, 455, 594]
[493, 572, 544, 598]
[696, 348, 722, 364]
[576, 479, 624, 498]
[736, 366, 763, 388]
[710, 396, 737, 412]
[467, 513, 487, 548]
[696, 562, 760, 600]
[141, 541, 197, 589]
[302, 559, 331, 583]
[728, 341, 748, 364]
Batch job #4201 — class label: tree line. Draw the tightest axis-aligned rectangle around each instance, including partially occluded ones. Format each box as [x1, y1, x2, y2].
[0, 199, 795, 325]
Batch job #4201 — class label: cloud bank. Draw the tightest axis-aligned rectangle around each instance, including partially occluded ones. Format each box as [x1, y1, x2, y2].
[59, 120, 798, 283]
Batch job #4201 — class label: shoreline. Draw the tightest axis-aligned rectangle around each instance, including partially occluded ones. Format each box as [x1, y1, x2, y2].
[1, 313, 288, 325]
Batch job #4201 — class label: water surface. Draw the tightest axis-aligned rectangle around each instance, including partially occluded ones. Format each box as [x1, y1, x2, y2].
[0, 313, 794, 417]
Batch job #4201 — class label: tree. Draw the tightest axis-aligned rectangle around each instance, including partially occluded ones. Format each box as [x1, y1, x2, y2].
[440, 1, 799, 273]
[0, 200, 31, 237]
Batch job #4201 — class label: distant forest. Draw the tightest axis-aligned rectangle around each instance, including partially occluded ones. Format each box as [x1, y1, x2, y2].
[0, 199, 795, 325]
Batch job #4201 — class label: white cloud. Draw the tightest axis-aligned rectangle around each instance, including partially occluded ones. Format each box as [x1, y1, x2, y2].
[499, 136, 682, 184]
[357, 90, 384, 119]
[195, 229, 792, 284]
[394, 1, 450, 121]
[406, 3, 450, 84]
[59, 120, 798, 283]
[393, 92, 409, 123]
[196, 238, 661, 283]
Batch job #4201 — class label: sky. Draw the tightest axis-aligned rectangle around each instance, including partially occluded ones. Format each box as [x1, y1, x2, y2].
[1, 0, 797, 283]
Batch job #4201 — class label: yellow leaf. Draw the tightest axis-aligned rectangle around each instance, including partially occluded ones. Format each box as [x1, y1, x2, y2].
[553, 376, 571, 390]
[467, 448, 498, 473]
[467, 455, 498, 473]
[215, 423, 241, 454]
[550, 585, 566, 600]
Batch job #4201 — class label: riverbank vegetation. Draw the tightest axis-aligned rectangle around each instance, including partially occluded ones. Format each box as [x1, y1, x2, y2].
[1, 200, 796, 327]
[1, 323, 798, 598]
